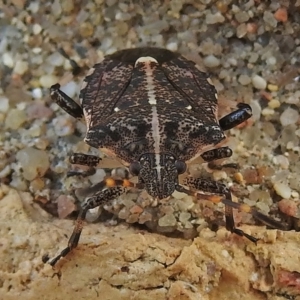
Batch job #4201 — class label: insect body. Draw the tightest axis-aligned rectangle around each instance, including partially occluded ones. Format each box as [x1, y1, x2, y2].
[49, 47, 287, 266]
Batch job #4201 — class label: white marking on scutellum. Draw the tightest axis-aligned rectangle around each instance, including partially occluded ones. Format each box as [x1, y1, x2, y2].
[135, 56, 162, 184]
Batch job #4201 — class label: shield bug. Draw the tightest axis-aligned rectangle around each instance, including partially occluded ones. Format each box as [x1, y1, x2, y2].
[49, 47, 288, 266]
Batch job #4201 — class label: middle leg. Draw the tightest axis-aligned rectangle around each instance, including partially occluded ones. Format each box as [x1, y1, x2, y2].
[201, 147, 238, 170]
[67, 153, 101, 177]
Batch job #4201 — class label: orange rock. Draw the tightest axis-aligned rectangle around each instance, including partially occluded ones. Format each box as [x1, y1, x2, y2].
[274, 7, 288, 22]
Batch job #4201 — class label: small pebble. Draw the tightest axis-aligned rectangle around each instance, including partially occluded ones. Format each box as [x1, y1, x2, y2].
[238, 74, 251, 85]
[126, 214, 140, 224]
[26, 103, 53, 120]
[60, 81, 78, 99]
[139, 211, 153, 224]
[236, 23, 247, 38]
[179, 212, 191, 223]
[32, 88, 43, 99]
[16, 147, 50, 180]
[278, 199, 299, 218]
[3, 53, 14, 68]
[166, 42, 178, 52]
[118, 207, 130, 220]
[249, 52, 259, 63]
[35, 138, 49, 150]
[30, 178, 45, 191]
[32, 23, 42, 35]
[235, 11, 249, 23]
[0, 165, 11, 179]
[268, 99, 280, 109]
[0, 97, 9, 113]
[266, 56, 277, 66]
[216, 1, 228, 13]
[212, 170, 227, 181]
[227, 58, 237, 66]
[280, 107, 299, 126]
[86, 207, 102, 223]
[267, 84, 279, 92]
[243, 168, 261, 184]
[261, 107, 275, 116]
[263, 11, 278, 28]
[28, 124, 42, 137]
[205, 12, 225, 24]
[47, 52, 65, 67]
[221, 249, 230, 259]
[13, 60, 28, 75]
[129, 205, 143, 214]
[256, 202, 270, 214]
[203, 55, 220, 68]
[273, 155, 289, 169]
[89, 169, 106, 185]
[5, 109, 27, 129]
[273, 182, 292, 199]
[252, 75, 267, 90]
[274, 7, 288, 22]
[52, 115, 75, 136]
[250, 100, 262, 121]
[246, 22, 257, 34]
[57, 195, 76, 219]
[158, 213, 177, 227]
[79, 22, 94, 37]
[39, 74, 58, 88]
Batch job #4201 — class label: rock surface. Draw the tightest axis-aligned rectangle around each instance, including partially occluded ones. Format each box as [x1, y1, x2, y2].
[1, 186, 300, 300]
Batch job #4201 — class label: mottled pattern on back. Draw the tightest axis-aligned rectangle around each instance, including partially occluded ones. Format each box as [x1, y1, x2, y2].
[81, 47, 225, 164]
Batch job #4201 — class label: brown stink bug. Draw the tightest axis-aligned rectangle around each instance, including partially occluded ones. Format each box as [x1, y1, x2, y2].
[49, 47, 287, 266]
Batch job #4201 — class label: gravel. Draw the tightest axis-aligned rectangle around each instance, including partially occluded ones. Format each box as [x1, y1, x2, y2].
[0, 0, 299, 246]
[251, 75, 267, 90]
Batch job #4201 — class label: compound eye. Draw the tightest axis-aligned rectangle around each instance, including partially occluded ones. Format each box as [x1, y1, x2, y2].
[129, 161, 141, 176]
[175, 160, 187, 174]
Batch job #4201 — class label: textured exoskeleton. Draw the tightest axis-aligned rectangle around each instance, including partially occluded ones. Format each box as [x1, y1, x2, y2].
[49, 47, 288, 266]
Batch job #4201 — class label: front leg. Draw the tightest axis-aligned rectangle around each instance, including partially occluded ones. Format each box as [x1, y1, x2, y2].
[50, 83, 84, 119]
[219, 103, 252, 131]
[49, 186, 126, 266]
[49, 178, 144, 266]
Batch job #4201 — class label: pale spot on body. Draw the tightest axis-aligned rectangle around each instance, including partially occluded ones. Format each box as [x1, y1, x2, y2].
[135, 56, 158, 66]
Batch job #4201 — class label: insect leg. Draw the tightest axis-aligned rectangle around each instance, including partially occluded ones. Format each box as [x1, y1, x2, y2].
[219, 103, 252, 131]
[49, 178, 144, 266]
[57, 48, 82, 76]
[201, 147, 238, 170]
[69, 153, 101, 166]
[50, 84, 84, 119]
[201, 147, 232, 162]
[182, 177, 258, 242]
[177, 178, 289, 242]
[49, 186, 126, 266]
[67, 153, 101, 177]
